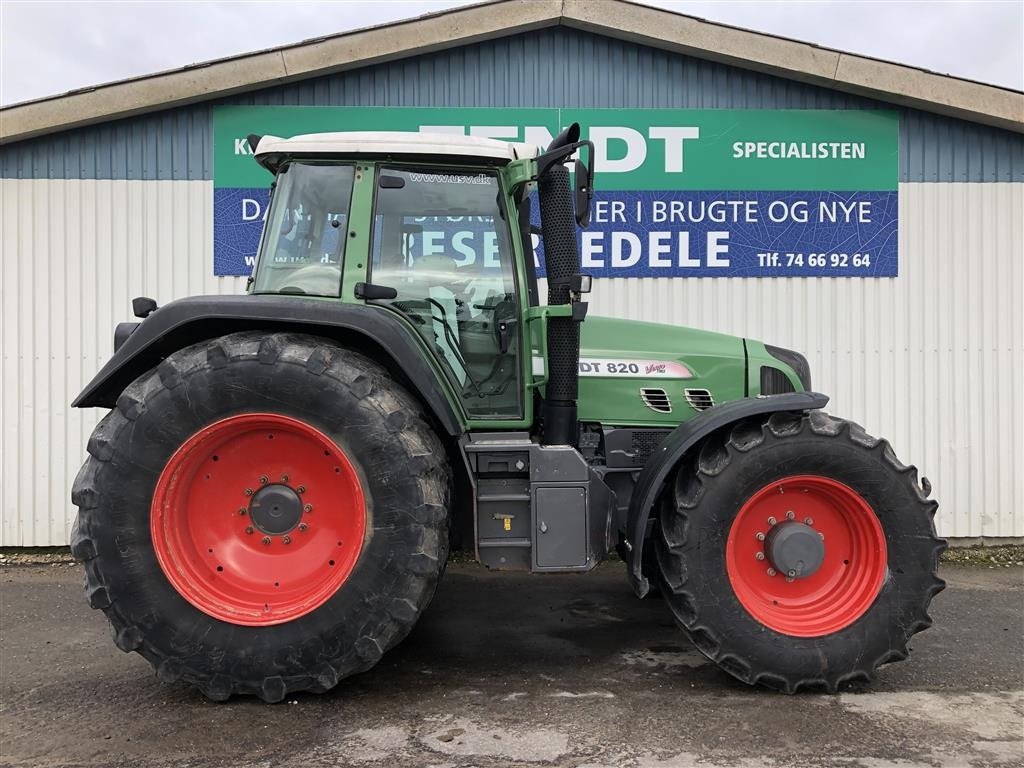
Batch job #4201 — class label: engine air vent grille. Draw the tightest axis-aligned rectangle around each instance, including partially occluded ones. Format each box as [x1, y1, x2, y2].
[760, 365, 796, 395]
[684, 388, 715, 411]
[631, 430, 669, 464]
[640, 388, 672, 413]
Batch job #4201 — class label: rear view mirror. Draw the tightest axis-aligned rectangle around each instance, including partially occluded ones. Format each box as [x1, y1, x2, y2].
[574, 157, 592, 228]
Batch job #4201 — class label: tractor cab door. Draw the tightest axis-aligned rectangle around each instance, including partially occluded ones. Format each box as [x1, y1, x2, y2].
[368, 166, 523, 420]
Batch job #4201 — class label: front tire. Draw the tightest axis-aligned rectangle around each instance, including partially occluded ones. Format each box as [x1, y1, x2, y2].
[655, 410, 945, 693]
[71, 332, 450, 701]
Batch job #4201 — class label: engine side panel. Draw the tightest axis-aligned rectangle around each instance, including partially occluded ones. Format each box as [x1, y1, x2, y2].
[575, 316, 747, 426]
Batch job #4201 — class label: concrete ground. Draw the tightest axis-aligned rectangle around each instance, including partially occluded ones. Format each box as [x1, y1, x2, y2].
[1, 561, 1021, 768]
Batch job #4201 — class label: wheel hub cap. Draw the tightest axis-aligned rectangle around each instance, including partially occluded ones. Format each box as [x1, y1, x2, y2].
[765, 521, 825, 578]
[725, 475, 887, 637]
[250, 484, 303, 535]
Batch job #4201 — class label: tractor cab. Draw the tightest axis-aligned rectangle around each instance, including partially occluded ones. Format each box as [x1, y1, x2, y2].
[250, 131, 558, 422]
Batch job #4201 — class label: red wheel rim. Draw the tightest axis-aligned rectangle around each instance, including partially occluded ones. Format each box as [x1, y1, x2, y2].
[725, 475, 887, 637]
[150, 413, 365, 626]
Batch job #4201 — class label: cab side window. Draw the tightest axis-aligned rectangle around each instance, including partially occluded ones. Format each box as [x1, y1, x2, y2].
[370, 168, 521, 419]
[253, 162, 354, 297]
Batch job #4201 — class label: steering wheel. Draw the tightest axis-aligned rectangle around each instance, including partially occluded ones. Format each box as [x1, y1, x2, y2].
[409, 253, 474, 311]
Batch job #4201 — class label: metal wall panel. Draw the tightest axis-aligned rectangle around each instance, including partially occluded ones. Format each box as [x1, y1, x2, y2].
[577, 181, 1024, 541]
[3, 28, 1022, 183]
[0, 179, 246, 546]
[1, 178, 1020, 545]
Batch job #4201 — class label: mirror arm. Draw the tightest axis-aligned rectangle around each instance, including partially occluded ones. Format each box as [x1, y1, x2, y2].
[536, 138, 591, 177]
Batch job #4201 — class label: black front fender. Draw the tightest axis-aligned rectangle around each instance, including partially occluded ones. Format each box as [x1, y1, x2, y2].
[625, 391, 830, 597]
[72, 295, 464, 437]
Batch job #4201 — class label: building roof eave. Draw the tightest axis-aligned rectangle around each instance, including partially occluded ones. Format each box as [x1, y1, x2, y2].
[1, 0, 1021, 146]
[561, 0, 1023, 133]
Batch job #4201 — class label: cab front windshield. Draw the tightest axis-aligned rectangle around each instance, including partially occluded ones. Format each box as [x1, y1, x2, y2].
[252, 162, 355, 297]
[371, 167, 522, 419]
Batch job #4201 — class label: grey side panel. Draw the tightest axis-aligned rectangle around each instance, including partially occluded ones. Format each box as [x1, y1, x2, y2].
[535, 487, 588, 568]
[71, 294, 463, 436]
[625, 391, 830, 597]
[464, 436, 614, 572]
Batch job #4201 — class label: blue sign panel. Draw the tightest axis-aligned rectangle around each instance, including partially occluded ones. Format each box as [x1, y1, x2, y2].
[213, 107, 899, 277]
[551, 190, 897, 277]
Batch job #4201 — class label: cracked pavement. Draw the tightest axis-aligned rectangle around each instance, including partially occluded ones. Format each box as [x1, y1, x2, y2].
[1, 561, 1021, 767]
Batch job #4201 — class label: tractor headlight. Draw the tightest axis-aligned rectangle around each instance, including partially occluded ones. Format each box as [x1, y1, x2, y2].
[765, 344, 812, 391]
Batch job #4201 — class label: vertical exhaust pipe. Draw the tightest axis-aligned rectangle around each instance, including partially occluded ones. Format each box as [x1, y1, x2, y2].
[537, 126, 583, 446]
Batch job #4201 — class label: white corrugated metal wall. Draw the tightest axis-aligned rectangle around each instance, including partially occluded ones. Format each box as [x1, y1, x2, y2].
[0, 180, 245, 547]
[1, 178, 1021, 545]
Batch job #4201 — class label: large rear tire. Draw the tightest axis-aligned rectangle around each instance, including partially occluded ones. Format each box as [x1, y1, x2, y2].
[71, 332, 450, 701]
[655, 410, 945, 693]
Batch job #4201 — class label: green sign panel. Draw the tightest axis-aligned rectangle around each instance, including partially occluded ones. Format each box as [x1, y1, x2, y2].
[213, 106, 898, 277]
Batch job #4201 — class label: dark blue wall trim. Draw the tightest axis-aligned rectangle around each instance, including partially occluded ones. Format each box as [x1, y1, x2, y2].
[3, 27, 1021, 182]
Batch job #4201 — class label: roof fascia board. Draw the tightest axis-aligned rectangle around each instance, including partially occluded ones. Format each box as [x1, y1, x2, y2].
[562, 0, 841, 84]
[0, 0, 562, 145]
[2, 0, 1022, 145]
[562, 0, 1023, 133]
[831, 53, 1023, 132]
[0, 49, 290, 144]
[278, 0, 559, 81]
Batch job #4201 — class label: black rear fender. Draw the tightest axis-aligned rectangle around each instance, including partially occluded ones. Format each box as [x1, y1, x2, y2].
[72, 295, 464, 438]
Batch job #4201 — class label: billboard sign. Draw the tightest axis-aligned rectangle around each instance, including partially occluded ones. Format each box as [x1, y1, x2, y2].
[213, 106, 898, 277]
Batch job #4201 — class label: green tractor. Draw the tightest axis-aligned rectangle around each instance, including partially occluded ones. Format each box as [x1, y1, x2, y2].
[71, 124, 944, 701]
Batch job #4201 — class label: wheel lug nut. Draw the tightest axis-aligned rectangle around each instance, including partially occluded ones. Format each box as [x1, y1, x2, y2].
[281, 474, 289, 483]
[786, 510, 795, 520]
[238, 508, 247, 516]
[282, 535, 291, 545]
[245, 526, 254, 535]
[244, 488, 254, 496]
[298, 523, 308, 532]
[767, 516, 777, 526]
[804, 517, 813, 526]
[787, 569, 797, 578]
[755, 532, 766, 542]
[755, 552, 765, 561]
[819, 532, 825, 540]
[259, 475, 269, 485]
[296, 485, 306, 494]
[303, 504, 313, 513]
[262, 536, 271, 545]
[767, 567, 777, 576]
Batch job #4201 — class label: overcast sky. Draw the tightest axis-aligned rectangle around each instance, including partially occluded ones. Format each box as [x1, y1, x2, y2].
[1, 0, 1021, 107]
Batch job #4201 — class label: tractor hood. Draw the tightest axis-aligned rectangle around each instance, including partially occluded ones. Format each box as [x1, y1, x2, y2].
[575, 316, 748, 427]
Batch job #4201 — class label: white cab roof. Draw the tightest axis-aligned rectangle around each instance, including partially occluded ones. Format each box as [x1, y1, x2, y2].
[254, 131, 539, 164]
